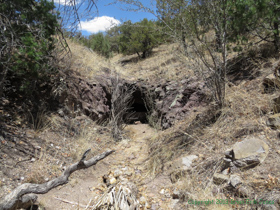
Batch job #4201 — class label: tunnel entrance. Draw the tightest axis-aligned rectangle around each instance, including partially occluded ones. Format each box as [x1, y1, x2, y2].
[127, 87, 148, 124]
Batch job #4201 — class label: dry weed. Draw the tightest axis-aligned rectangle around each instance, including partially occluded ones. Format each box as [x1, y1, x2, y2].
[65, 39, 113, 79]
[25, 149, 60, 184]
[91, 182, 139, 210]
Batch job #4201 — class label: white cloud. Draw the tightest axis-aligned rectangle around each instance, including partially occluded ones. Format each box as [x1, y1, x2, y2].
[79, 16, 121, 34]
[52, 0, 81, 6]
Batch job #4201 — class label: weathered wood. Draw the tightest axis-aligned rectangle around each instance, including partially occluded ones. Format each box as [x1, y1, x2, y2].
[0, 149, 114, 210]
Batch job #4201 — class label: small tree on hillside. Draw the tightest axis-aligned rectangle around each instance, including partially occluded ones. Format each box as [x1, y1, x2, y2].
[106, 25, 122, 53]
[89, 32, 112, 58]
[118, 19, 162, 58]
[229, 0, 280, 52]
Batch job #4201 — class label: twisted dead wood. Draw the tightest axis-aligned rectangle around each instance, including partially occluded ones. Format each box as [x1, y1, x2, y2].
[0, 149, 115, 210]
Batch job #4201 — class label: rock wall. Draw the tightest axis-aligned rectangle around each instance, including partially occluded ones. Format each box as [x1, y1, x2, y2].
[55, 71, 110, 122]
[138, 76, 210, 129]
[56, 71, 210, 129]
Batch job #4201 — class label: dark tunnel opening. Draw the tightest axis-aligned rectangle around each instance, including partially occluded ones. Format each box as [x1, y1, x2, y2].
[127, 87, 148, 124]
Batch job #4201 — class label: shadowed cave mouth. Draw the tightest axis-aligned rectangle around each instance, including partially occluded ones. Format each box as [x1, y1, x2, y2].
[126, 87, 148, 124]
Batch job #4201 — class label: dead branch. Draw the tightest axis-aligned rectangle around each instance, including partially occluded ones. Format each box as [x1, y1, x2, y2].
[0, 149, 115, 210]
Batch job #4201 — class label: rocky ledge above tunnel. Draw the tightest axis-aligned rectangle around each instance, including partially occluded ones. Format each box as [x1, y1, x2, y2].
[55, 71, 210, 129]
[138, 76, 210, 129]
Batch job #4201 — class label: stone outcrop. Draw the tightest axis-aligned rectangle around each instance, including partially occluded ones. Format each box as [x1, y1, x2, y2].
[55, 71, 110, 121]
[140, 76, 210, 129]
[55, 71, 210, 129]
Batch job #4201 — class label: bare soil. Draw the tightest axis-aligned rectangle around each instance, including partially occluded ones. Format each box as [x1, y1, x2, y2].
[37, 124, 177, 209]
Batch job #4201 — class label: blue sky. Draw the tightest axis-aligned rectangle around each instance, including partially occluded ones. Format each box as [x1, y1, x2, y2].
[53, 0, 157, 36]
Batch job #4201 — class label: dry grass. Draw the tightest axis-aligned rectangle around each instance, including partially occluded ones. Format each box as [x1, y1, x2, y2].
[65, 39, 113, 79]
[25, 148, 61, 184]
[112, 43, 195, 82]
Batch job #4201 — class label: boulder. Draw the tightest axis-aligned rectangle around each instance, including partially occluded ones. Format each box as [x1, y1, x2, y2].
[224, 136, 269, 169]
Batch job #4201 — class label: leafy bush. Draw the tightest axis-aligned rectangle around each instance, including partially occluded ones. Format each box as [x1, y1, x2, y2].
[89, 33, 112, 59]
[0, 0, 59, 96]
[118, 19, 162, 58]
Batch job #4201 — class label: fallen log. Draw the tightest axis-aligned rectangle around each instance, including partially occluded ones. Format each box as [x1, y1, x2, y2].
[0, 149, 115, 210]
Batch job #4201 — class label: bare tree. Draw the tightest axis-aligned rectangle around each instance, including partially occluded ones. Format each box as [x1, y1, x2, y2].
[188, 0, 229, 107]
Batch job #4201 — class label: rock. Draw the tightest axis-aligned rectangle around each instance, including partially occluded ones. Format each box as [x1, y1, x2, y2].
[128, 154, 136, 160]
[267, 114, 280, 129]
[213, 173, 229, 185]
[155, 87, 163, 93]
[235, 186, 251, 198]
[145, 202, 151, 209]
[118, 176, 128, 182]
[141, 76, 209, 129]
[181, 155, 198, 170]
[125, 181, 138, 196]
[169, 199, 180, 209]
[34, 145, 41, 150]
[226, 136, 269, 169]
[225, 149, 234, 159]
[151, 203, 159, 210]
[230, 175, 242, 188]
[221, 168, 230, 175]
[123, 169, 133, 176]
[58, 72, 111, 121]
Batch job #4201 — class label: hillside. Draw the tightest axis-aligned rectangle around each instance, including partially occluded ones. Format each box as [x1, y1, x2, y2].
[1, 38, 280, 210]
